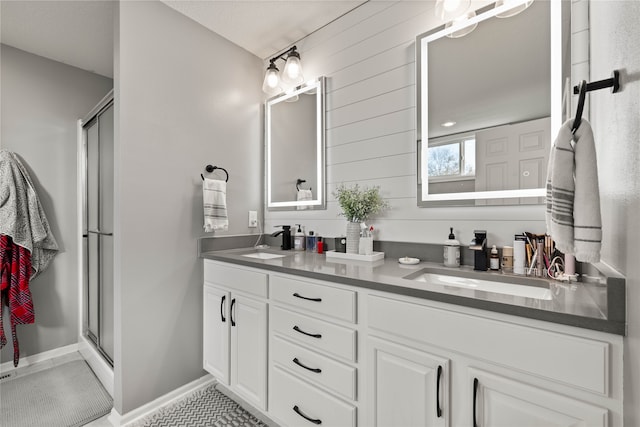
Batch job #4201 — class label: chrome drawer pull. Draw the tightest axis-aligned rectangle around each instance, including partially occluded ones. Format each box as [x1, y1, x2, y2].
[293, 292, 322, 302]
[293, 325, 322, 339]
[293, 357, 322, 373]
[293, 405, 322, 425]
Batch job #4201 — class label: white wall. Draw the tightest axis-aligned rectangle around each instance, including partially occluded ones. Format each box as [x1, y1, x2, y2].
[115, 1, 263, 414]
[589, 1, 640, 424]
[0, 44, 113, 365]
[264, 1, 545, 247]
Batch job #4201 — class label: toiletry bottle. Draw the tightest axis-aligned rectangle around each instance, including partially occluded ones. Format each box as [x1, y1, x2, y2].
[501, 246, 513, 273]
[317, 237, 324, 254]
[443, 227, 460, 267]
[513, 234, 527, 275]
[293, 224, 305, 251]
[490, 245, 500, 270]
[306, 231, 317, 252]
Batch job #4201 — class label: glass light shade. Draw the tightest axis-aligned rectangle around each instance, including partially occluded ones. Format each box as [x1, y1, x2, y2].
[495, 0, 534, 18]
[435, 0, 471, 21]
[282, 53, 304, 86]
[262, 63, 280, 95]
[445, 10, 478, 38]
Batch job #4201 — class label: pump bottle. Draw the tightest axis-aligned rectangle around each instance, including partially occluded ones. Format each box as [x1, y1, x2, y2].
[444, 227, 460, 267]
[293, 224, 305, 251]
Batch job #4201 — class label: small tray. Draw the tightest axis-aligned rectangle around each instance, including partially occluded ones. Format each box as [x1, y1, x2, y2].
[325, 250, 385, 262]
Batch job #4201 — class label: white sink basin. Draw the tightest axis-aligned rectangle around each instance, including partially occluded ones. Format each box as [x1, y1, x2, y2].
[241, 252, 287, 260]
[406, 269, 552, 300]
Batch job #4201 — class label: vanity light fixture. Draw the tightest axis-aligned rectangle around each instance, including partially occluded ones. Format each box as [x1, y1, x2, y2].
[494, 0, 534, 18]
[441, 121, 457, 127]
[435, 0, 471, 21]
[445, 10, 478, 38]
[262, 45, 304, 95]
[262, 61, 281, 95]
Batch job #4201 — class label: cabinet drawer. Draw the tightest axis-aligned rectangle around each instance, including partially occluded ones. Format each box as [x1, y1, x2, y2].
[368, 294, 609, 395]
[271, 306, 357, 362]
[270, 366, 356, 427]
[204, 260, 267, 298]
[271, 275, 356, 323]
[272, 335, 356, 401]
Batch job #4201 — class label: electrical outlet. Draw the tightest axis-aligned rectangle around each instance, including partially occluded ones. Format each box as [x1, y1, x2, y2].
[248, 210, 258, 228]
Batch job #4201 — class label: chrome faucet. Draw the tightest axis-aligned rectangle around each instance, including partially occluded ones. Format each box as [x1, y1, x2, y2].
[470, 230, 487, 271]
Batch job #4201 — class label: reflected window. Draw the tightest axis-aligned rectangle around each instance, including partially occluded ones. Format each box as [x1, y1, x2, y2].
[428, 136, 476, 180]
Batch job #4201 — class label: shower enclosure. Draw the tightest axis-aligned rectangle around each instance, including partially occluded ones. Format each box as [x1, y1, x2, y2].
[81, 92, 114, 366]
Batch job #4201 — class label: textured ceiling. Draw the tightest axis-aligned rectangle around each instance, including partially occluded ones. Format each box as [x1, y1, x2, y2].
[0, 0, 367, 79]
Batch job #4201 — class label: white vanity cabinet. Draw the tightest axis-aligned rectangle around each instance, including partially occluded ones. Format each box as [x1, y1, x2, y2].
[268, 274, 358, 427]
[201, 258, 623, 427]
[367, 336, 449, 427]
[366, 293, 622, 427]
[203, 260, 268, 411]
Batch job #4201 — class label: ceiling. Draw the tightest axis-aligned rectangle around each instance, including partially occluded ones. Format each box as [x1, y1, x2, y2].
[0, 0, 367, 79]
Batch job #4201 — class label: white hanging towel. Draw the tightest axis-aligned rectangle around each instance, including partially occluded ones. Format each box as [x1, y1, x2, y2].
[203, 178, 228, 232]
[545, 118, 601, 263]
[296, 189, 313, 210]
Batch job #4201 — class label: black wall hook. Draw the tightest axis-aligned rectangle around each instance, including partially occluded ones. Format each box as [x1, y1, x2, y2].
[201, 165, 229, 182]
[572, 70, 621, 134]
[296, 178, 311, 191]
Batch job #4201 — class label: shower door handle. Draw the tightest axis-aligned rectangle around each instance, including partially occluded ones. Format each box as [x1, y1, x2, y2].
[88, 229, 113, 236]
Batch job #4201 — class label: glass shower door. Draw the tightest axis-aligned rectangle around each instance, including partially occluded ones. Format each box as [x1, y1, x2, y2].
[83, 99, 114, 365]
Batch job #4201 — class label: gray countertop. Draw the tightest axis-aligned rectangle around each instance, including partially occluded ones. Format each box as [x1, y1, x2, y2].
[200, 247, 626, 336]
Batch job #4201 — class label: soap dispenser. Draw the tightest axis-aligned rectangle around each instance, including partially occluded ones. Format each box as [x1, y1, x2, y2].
[444, 227, 460, 267]
[293, 224, 305, 251]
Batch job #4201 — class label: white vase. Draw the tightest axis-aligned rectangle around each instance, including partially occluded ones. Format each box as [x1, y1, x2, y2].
[346, 221, 361, 254]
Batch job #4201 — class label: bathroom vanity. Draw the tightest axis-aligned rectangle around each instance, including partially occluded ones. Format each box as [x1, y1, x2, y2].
[201, 248, 624, 427]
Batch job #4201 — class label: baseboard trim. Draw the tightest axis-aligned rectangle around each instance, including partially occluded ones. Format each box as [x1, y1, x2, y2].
[119, 374, 215, 426]
[0, 343, 78, 374]
[78, 336, 114, 397]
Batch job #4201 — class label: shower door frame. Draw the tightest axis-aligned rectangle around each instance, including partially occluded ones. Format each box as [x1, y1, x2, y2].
[79, 90, 115, 368]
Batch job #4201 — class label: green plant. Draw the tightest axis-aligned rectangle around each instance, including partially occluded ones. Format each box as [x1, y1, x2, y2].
[334, 184, 389, 223]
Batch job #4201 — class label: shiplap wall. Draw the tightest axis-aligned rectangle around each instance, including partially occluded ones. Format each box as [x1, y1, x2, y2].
[264, 1, 547, 247]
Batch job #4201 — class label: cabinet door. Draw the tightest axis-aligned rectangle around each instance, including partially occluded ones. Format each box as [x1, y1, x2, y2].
[231, 294, 268, 410]
[203, 285, 230, 385]
[368, 336, 449, 427]
[467, 368, 608, 427]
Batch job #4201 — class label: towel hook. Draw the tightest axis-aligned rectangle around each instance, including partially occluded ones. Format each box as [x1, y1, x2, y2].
[201, 165, 229, 182]
[571, 80, 587, 134]
[296, 178, 311, 192]
[571, 70, 621, 134]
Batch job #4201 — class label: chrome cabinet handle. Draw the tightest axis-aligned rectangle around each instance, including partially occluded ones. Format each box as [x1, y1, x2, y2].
[293, 325, 322, 339]
[293, 405, 322, 425]
[293, 357, 322, 373]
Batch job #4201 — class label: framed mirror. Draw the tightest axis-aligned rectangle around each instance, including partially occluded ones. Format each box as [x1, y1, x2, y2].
[417, 0, 569, 206]
[266, 77, 326, 210]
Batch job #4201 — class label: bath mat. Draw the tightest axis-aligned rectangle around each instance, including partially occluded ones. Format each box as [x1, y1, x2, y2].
[0, 359, 112, 427]
[130, 384, 267, 427]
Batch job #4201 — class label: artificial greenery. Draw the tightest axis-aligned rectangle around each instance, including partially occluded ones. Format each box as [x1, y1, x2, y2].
[334, 184, 389, 223]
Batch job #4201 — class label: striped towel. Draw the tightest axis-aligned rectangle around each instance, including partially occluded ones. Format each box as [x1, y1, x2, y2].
[296, 189, 313, 210]
[545, 118, 601, 263]
[203, 178, 228, 232]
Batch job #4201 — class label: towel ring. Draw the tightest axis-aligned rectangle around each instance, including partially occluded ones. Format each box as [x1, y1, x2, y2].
[201, 165, 229, 182]
[296, 178, 311, 192]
